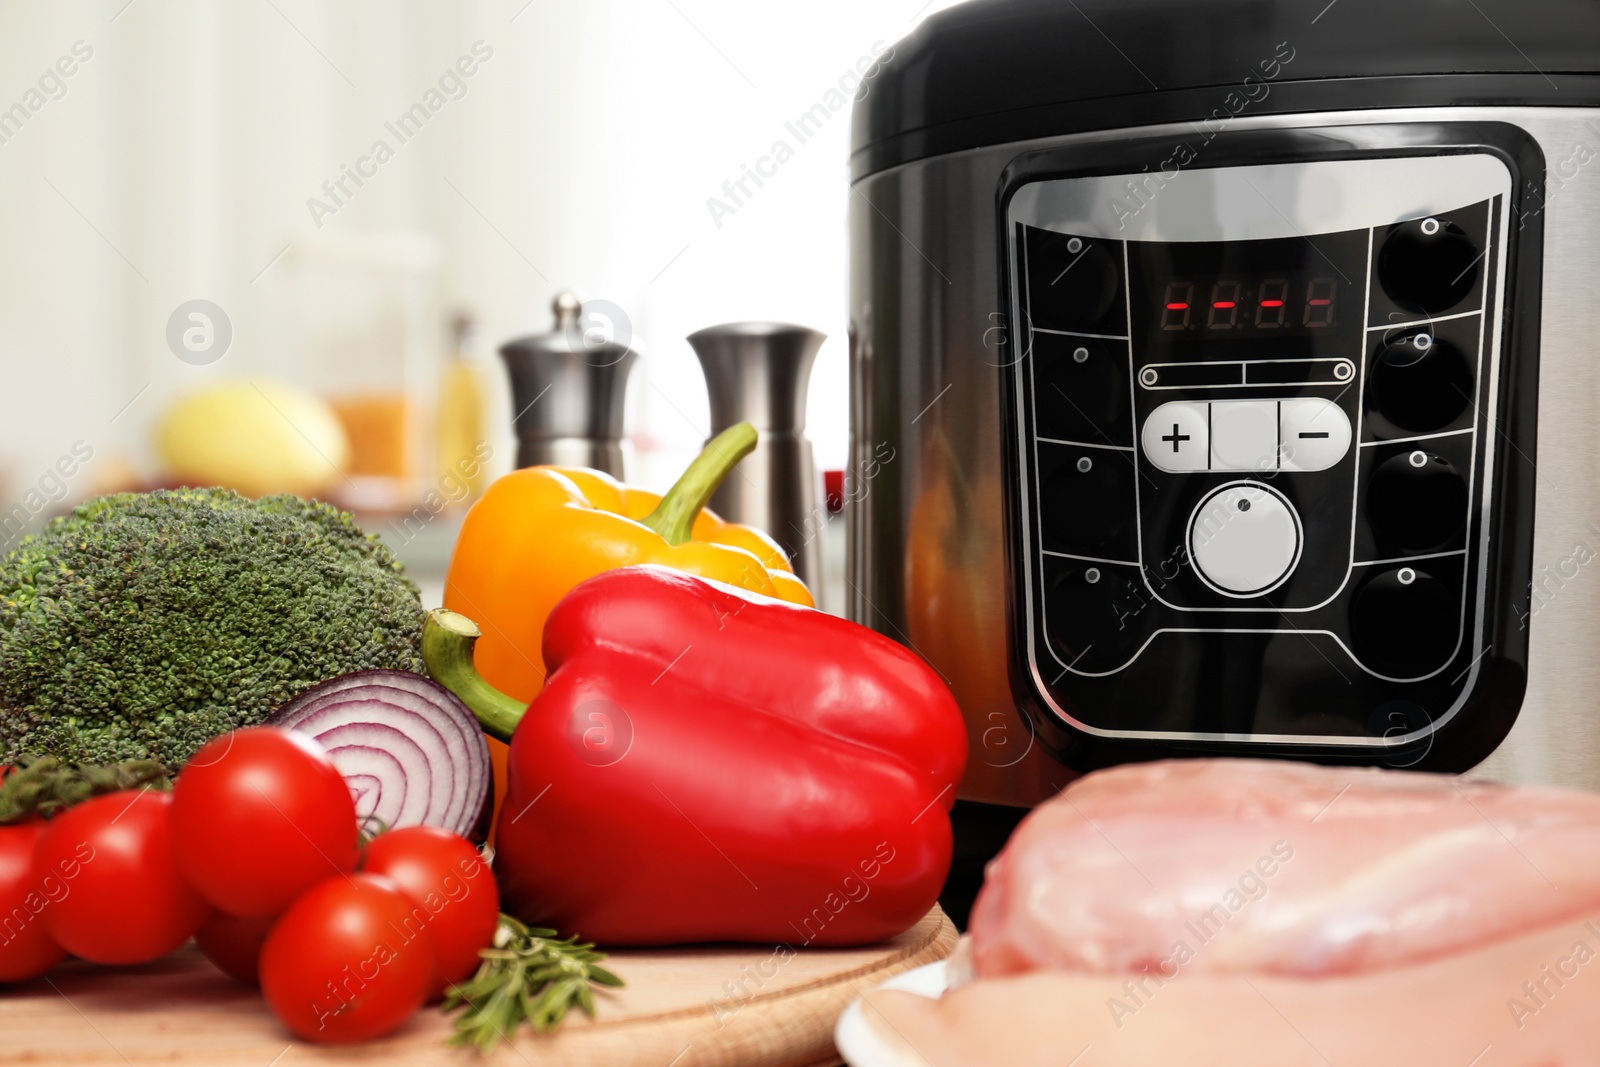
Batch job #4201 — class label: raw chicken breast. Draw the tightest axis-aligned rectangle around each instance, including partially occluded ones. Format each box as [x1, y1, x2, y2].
[865, 911, 1600, 1067]
[967, 759, 1600, 978]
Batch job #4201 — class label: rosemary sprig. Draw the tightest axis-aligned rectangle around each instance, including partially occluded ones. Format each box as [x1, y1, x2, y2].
[0, 756, 169, 824]
[442, 913, 623, 1052]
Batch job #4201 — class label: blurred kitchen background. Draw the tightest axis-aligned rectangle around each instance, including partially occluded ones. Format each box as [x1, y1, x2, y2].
[0, 0, 963, 611]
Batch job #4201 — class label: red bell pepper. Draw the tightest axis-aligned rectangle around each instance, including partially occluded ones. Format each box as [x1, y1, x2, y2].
[424, 566, 966, 946]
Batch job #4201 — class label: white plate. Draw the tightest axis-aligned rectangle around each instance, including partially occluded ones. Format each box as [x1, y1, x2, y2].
[834, 959, 951, 1067]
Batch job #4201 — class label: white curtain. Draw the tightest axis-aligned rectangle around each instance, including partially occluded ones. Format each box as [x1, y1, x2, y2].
[0, 0, 963, 513]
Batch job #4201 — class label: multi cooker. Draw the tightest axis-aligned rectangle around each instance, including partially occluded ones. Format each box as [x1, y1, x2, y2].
[848, 0, 1600, 810]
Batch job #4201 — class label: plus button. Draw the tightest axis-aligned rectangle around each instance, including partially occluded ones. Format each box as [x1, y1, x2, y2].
[1141, 402, 1211, 473]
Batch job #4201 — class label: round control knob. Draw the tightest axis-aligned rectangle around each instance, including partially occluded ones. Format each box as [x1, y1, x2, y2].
[1369, 331, 1474, 434]
[1187, 482, 1302, 597]
[1351, 567, 1457, 676]
[1378, 217, 1481, 314]
[1368, 450, 1468, 554]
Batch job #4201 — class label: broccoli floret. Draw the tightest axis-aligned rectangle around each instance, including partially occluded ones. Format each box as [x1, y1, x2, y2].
[0, 487, 426, 770]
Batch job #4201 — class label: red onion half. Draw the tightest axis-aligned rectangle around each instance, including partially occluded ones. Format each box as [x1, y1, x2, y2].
[269, 670, 491, 841]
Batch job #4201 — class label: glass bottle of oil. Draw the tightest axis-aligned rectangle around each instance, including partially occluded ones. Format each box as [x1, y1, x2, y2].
[436, 309, 489, 505]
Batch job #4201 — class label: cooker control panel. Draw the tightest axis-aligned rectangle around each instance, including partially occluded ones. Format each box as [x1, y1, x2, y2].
[1003, 147, 1529, 753]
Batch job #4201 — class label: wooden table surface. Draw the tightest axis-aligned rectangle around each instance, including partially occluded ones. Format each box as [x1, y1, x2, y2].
[1, 907, 957, 1067]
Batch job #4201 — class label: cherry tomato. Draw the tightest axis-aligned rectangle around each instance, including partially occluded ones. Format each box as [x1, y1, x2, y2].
[362, 826, 498, 994]
[259, 873, 436, 1043]
[196, 911, 277, 985]
[0, 822, 67, 982]
[35, 790, 210, 965]
[172, 728, 359, 918]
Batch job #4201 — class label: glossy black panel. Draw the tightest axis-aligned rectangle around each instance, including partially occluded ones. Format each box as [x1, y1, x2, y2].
[1000, 123, 1540, 772]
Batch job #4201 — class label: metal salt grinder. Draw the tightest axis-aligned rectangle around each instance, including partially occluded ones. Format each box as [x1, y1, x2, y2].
[498, 292, 639, 477]
[687, 322, 825, 583]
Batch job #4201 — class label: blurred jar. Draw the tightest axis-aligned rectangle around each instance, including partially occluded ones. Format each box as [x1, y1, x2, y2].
[279, 234, 442, 513]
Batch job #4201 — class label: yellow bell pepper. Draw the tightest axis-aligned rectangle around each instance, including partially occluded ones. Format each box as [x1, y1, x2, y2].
[446, 421, 812, 703]
[443, 423, 813, 832]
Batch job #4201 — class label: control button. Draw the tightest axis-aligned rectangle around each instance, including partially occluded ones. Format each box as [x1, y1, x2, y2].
[1369, 331, 1474, 434]
[1368, 449, 1468, 554]
[1142, 398, 1353, 473]
[1187, 482, 1302, 597]
[1034, 334, 1131, 445]
[1350, 567, 1458, 676]
[1378, 216, 1482, 314]
[1046, 563, 1146, 669]
[1209, 400, 1278, 473]
[1279, 398, 1352, 472]
[1024, 226, 1125, 335]
[1041, 447, 1136, 555]
[1140, 402, 1208, 472]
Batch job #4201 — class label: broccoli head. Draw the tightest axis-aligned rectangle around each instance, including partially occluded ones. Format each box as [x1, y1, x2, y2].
[0, 487, 427, 770]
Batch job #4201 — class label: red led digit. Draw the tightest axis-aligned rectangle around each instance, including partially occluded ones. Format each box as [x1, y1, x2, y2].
[1303, 277, 1337, 327]
[1160, 282, 1194, 330]
[1207, 281, 1242, 329]
[1256, 278, 1288, 328]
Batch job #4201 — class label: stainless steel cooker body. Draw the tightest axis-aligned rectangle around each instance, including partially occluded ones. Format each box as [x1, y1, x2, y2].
[848, 106, 1600, 805]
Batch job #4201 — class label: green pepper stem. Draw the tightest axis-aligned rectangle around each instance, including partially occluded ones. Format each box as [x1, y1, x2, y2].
[639, 422, 758, 546]
[422, 609, 526, 743]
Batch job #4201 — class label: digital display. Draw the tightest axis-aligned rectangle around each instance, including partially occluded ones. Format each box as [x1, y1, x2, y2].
[1127, 229, 1369, 360]
[1157, 273, 1338, 332]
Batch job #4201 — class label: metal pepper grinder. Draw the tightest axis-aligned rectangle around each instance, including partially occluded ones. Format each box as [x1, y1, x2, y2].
[688, 322, 825, 584]
[498, 292, 639, 477]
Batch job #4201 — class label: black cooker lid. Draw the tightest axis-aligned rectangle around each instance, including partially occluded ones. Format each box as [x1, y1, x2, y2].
[850, 0, 1600, 180]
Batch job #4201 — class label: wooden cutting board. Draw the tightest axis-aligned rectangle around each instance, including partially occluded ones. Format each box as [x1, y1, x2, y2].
[0, 907, 956, 1067]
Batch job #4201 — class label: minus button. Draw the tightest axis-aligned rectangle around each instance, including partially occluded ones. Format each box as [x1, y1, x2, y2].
[1279, 398, 1353, 472]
